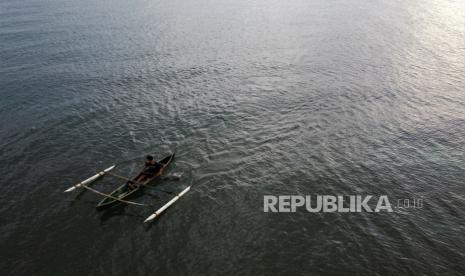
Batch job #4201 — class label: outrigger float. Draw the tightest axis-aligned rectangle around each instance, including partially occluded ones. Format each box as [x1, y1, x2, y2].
[64, 153, 191, 223]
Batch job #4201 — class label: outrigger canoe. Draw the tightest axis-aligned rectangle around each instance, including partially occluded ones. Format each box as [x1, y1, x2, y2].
[96, 153, 175, 209]
[64, 153, 191, 223]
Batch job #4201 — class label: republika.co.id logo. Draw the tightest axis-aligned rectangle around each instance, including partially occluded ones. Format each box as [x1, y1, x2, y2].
[264, 195, 423, 213]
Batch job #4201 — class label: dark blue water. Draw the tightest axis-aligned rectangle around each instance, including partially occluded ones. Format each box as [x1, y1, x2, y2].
[1, 0, 465, 275]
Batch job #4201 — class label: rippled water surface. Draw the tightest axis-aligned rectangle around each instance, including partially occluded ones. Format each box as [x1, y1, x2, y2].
[1, 0, 465, 275]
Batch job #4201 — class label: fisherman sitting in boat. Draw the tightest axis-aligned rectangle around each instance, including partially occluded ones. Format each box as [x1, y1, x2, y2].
[127, 155, 163, 190]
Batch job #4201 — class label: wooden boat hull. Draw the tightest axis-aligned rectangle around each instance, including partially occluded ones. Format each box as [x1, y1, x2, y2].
[96, 153, 175, 209]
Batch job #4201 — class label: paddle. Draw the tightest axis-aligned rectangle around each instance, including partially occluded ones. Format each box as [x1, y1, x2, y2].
[107, 172, 147, 185]
[107, 171, 176, 193]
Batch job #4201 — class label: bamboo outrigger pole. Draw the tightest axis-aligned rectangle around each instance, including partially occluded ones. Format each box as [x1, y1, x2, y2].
[64, 165, 116, 192]
[144, 186, 191, 223]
